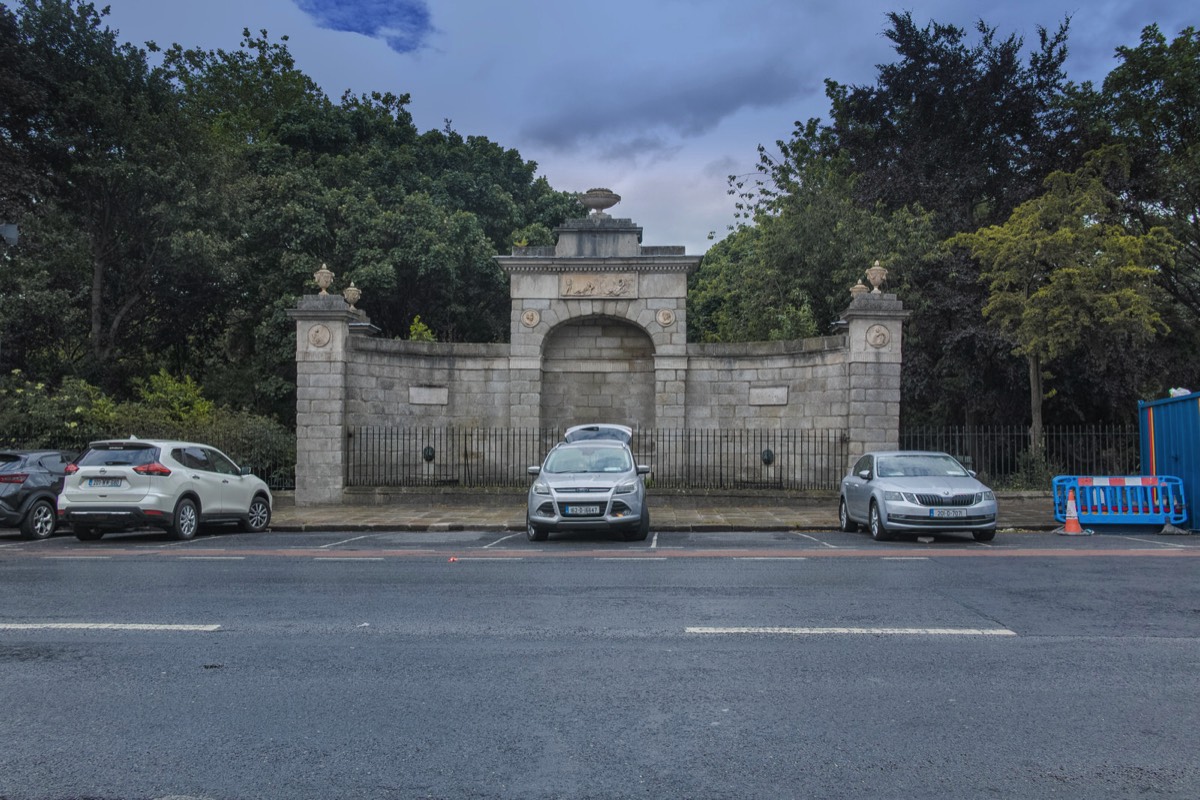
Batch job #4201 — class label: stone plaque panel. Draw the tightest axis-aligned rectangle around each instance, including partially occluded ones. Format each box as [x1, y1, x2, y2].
[559, 273, 638, 299]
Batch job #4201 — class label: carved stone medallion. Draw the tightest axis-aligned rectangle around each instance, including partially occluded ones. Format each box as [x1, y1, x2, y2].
[521, 309, 541, 328]
[656, 308, 676, 327]
[307, 323, 332, 348]
[866, 324, 891, 348]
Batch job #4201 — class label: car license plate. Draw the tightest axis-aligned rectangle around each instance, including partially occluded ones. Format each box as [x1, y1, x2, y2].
[88, 478, 122, 488]
[930, 508, 966, 518]
[565, 505, 600, 516]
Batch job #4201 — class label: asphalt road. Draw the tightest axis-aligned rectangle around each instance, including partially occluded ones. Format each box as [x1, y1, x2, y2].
[1, 527, 1198, 799]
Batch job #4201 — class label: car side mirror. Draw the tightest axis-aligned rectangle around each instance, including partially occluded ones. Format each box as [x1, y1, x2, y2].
[858, 469, 871, 480]
[240, 466, 252, 476]
[636, 465, 651, 475]
[968, 469, 977, 478]
[527, 466, 541, 476]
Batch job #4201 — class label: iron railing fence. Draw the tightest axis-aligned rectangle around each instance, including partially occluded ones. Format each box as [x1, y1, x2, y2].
[900, 425, 1140, 489]
[5, 422, 1140, 494]
[348, 426, 850, 491]
[0, 424, 296, 491]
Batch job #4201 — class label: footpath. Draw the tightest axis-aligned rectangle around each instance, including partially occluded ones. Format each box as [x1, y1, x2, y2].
[269, 492, 1058, 533]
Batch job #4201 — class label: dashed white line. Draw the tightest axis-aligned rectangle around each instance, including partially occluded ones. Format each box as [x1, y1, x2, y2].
[686, 626, 1016, 636]
[735, 557, 808, 561]
[0, 623, 221, 632]
[314, 557, 385, 562]
[882, 557, 929, 560]
[596, 557, 667, 561]
[179, 556, 246, 561]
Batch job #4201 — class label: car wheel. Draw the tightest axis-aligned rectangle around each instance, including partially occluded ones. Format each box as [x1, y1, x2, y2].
[869, 500, 891, 542]
[838, 497, 857, 532]
[240, 495, 271, 533]
[526, 515, 548, 542]
[169, 497, 199, 541]
[74, 527, 104, 542]
[973, 528, 996, 543]
[624, 506, 650, 541]
[21, 499, 57, 539]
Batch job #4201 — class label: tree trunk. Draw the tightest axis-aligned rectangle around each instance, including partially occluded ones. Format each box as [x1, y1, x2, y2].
[1027, 353, 1044, 458]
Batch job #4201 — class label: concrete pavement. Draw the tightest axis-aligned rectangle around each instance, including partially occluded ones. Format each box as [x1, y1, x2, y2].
[270, 491, 1061, 533]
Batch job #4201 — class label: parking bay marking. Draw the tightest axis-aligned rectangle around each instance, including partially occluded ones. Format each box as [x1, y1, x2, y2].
[687, 626, 1016, 637]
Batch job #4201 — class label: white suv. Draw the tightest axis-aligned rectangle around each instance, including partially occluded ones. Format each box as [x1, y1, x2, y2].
[58, 438, 273, 541]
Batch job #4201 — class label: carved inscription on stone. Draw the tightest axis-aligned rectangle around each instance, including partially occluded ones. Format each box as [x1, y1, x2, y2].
[559, 273, 637, 299]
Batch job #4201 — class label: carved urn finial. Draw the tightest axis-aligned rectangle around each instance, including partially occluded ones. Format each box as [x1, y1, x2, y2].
[866, 260, 888, 294]
[850, 279, 869, 298]
[313, 263, 334, 295]
[578, 187, 621, 218]
[342, 281, 361, 310]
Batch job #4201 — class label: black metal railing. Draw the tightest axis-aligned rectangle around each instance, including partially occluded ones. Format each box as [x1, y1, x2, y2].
[900, 425, 1140, 489]
[347, 426, 850, 491]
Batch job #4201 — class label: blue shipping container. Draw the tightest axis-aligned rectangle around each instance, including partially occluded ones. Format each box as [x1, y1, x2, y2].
[1139, 390, 1200, 529]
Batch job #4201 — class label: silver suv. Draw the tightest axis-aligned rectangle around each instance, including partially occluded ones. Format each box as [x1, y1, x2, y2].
[526, 437, 651, 542]
[58, 438, 273, 541]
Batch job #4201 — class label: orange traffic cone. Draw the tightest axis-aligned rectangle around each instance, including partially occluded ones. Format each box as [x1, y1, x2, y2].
[1056, 487, 1092, 536]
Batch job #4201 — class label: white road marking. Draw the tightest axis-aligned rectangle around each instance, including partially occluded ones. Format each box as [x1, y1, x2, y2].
[1122, 536, 1192, 549]
[44, 556, 111, 560]
[686, 626, 1016, 636]
[483, 533, 522, 548]
[882, 557, 929, 560]
[596, 557, 667, 561]
[650, 531, 659, 549]
[792, 533, 838, 549]
[314, 557, 385, 562]
[178, 556, 245, 561]
[451, 557, 524, 561]
[320, 534, 376, 549]
[735, 557, 808, 561]
[0, 623, 221, 632]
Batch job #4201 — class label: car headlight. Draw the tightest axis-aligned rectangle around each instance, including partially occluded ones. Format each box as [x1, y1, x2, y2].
[977, 490, 995, 502]
[884, 491, 918, 503]
[533, 481, 550, 495]
[614, 481, 638, 494]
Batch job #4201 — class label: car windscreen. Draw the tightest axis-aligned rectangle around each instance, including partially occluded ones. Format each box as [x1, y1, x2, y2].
[0, 454, 24, 470]
[544, 446, 632, 474]
[77, 444, 159, 468]
[876, 454, 969, 478]
[563, 426, 632, 444]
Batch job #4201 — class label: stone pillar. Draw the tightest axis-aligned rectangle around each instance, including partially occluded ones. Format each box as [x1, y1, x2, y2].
[841, 292, 909, 460]
[287, 295, 367, 506]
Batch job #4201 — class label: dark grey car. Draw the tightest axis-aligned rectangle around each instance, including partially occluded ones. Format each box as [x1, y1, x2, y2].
[0, 450, 72, 539]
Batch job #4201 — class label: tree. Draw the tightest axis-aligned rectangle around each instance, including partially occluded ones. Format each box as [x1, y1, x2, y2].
[951, 148, 1175, 451]
[1102, 25, 1200, 321]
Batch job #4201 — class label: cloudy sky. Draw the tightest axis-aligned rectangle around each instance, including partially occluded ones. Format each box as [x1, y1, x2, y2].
[100, 0, 1194, 256]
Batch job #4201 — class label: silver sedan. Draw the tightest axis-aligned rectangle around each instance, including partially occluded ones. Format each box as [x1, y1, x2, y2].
[839, 451, 998, 542]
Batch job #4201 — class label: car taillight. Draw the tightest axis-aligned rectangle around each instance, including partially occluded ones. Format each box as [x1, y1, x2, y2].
[64, 463, 79, 474]
[133, 462, 172, 476]
[0, 473, 28, 484]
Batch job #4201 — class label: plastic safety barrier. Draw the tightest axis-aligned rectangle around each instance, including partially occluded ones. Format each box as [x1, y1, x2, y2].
[1052, 475, 1187, 525]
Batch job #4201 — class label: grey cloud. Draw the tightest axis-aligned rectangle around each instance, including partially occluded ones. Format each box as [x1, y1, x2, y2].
[521, 57, 811, 152]
[291, 0, 434, 53]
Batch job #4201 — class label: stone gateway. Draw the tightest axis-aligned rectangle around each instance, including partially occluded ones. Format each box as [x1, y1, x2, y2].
[288, 191, 908, 505]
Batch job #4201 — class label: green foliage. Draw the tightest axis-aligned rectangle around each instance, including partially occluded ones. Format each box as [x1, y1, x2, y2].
[408, 315, 436, 342]
[0, 369, 294, 487]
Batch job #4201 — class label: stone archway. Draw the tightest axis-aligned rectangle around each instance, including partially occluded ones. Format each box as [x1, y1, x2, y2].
[539, 316, 656, 431]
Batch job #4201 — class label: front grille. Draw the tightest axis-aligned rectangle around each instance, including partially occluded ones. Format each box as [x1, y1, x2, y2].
[555, 486, 610, 494]
[915, 493, 976, 507]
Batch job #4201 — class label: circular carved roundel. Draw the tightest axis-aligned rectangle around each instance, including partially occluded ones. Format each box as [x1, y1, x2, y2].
[307, 323, 332, 348]
[866, 324, 891, 348]
[656, 308, 676, 327]
[521, 309, 541, 328]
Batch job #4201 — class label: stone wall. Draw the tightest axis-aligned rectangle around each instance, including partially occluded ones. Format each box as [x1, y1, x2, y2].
[289, 197, 908, 506]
